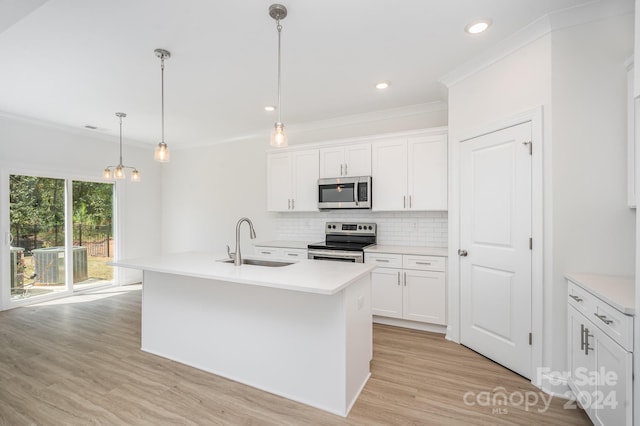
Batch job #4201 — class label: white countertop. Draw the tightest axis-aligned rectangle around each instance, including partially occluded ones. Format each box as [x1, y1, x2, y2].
[365, 245, 448, 257]
[566, 273, 635, 315]
[253, 240, 311, 249]
[112, 251, 374, 296]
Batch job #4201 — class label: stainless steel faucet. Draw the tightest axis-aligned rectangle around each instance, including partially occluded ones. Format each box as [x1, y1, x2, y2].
[232, 217, 256, 266]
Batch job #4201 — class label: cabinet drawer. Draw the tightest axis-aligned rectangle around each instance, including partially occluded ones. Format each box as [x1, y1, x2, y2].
[282, 249, 307, 260]
[592, 299, 634, 351]
[567, 281, 593, 315]
[254, 247, 284, 258]
[403, 255, 445, 271]
[365, 253, 403, 268]
[567, 280, 633, 351]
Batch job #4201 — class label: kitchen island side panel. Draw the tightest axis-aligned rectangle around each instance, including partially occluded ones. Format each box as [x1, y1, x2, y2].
[141, 270, 370, 416]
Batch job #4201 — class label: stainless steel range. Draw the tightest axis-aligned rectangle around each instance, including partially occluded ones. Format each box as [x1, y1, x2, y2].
[307, 222, 377, 263]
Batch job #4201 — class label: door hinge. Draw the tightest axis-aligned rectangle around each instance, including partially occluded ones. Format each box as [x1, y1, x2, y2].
[522, 141, 532, 155]
[529, 238, 532, 250]
[529, 332, 532, 345]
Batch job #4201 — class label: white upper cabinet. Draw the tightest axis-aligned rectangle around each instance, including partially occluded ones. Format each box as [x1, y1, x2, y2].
[372, 131, 447, 211]
[319, 143, 371, 178]
[371, 139, 407, 211]
[267, 149, 319, 212]
[408, 135, 448, 211]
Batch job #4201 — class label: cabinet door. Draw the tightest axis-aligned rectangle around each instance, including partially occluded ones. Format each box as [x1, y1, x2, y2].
[291, 149, 320, 212]
[372, 139, 407, 211]
[593, 324, 633, 426]
[408, 134, 447, 211]
[403, 269, 446, 324]
[371, 267, 402, 319]
[344, 143, 372, 176]
[568, 307, 595, 406]
[267, 152, 292, 212]
[319, 147, 345, 178]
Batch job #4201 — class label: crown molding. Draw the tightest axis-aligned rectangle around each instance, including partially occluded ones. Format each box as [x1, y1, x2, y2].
[439, 0, 634, 88]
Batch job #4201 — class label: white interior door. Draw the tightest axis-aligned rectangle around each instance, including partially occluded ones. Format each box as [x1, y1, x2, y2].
[459, 122, 532, 378]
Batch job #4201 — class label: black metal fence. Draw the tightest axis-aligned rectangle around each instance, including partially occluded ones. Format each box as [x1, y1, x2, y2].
[11, 224, 113, 257]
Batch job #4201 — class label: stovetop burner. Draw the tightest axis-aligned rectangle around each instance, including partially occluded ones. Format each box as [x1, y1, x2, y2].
[307, 222, 377, 252]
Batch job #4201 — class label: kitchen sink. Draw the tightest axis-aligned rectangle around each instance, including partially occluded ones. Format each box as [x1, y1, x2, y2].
[217, 258, 293, 267]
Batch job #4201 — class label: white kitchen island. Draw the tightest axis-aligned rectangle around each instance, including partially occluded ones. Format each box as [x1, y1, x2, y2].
[112, 251, 375, 417]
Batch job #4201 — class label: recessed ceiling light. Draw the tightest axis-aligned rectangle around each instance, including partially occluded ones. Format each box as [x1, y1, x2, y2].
[465, 18, 492, 34]
[375, 82, 390, 90]
[264, 105, 276, 112]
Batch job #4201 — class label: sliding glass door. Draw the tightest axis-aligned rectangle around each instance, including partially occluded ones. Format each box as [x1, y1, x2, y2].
[9, 175, 67, 300]
[6, 174, 115, 304]
[72, 181, 114, 291]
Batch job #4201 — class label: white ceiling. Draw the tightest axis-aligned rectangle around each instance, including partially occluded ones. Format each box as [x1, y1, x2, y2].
[0, 0, 630, 148]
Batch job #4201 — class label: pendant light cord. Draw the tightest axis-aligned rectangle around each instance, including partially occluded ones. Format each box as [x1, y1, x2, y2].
[161, 56, 165, 143]
[118, 114, 123, 166]
[277, 19, 282, 123]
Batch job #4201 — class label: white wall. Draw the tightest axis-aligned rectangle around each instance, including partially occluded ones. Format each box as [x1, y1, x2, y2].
[161, 105, 448, 254]
[447, 13, 634, 389]
[0, 114, 163, 288]
[550, 12, 635, 376]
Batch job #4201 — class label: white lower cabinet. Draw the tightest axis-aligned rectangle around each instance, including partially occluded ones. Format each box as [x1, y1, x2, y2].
[367, 252, 446, 325]
[567, 278, 633, 425]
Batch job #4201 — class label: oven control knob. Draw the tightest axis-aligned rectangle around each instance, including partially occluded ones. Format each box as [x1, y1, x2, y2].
[368, 226, 372, 230]
[358, 226, 362, 230]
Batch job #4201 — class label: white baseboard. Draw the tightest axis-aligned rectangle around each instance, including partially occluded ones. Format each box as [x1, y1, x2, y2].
[536, 371, 571, 399]
[373, 316, 447, 334]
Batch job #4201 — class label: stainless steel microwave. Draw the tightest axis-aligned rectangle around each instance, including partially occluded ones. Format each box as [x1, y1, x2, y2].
[318, 176, 372, 209]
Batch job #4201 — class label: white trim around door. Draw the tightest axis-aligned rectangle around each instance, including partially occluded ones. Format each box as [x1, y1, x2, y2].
[447, 106, 544, 389]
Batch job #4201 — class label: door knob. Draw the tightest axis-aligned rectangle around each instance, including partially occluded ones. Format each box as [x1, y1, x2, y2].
[458, 249, 468, 257]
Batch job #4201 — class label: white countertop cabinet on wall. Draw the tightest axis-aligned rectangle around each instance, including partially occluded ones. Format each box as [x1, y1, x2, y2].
[319, 143, 371, 178]
[366, 251, 446, 326]
[267, 150, 319, 212]
[566, 274, 634, 426]
[371, 131, 447, 211]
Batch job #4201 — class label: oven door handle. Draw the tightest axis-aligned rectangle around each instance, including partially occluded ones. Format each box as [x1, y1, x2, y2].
[308, 249, 364, 261]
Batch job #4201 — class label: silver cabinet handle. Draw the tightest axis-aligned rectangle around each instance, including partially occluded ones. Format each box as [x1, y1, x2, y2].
[403, 195, 406, 209]
[584, 327, 594, 355]
[288, 199, 291, 210]
[409, 195, 412, 208]
[594, 313, 613, 325]
[291, 199, 295, 210]
[580, 324, 585, 351]
[261, 251, 272, 255]
[415, 261, 431, 265]
[403, 272, 407, 286]
[376, 259, 390, 263]
[344, 163, 348, 175]
[458, 249, 468, 257]
[569, 294, 583, 303]
[397, 271, 401, 286]
[287, 253, 298, 257]
[340, 164, 344, 176]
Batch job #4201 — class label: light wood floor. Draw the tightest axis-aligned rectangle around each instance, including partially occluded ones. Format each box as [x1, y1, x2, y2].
[0, 285, 591, 425]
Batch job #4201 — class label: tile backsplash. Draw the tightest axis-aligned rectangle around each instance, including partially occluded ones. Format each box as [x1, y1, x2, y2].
[274, 211, 447, 247]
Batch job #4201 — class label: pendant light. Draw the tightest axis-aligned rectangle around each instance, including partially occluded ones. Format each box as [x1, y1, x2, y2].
[154, 48, 171, 162]
[269, 4, 288, 147]
[103, 112, 140, 182]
